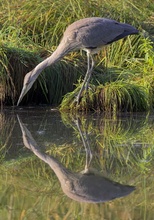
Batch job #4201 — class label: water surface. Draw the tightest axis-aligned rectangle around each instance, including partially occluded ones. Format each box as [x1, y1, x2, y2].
[0, 107, 154, 219]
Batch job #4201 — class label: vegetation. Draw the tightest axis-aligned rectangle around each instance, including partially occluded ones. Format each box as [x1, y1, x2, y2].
[0, 0, 154, 112]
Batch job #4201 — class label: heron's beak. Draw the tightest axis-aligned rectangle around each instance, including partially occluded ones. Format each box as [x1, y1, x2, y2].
[17, 84, 29, 106]
[17, 71, 36, 106]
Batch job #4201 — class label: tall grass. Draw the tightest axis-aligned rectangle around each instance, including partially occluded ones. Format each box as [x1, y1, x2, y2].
[0, 0, 154, 112]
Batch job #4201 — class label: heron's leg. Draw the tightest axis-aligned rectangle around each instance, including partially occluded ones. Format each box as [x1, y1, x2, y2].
[85, 55, 95, 91]
[76, 52, 94, 104]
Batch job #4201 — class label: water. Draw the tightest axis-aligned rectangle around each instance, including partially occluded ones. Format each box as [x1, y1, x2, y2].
[0, 107, 154, 220]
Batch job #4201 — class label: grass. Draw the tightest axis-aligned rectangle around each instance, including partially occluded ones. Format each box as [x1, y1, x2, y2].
[0, 0, 154, 112]
[60, 81, 149, 113]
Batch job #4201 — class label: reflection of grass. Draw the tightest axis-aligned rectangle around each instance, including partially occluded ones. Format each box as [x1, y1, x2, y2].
[0, 155, 154, 219]
[60, 112, 154, 174]
[0, 113, 16, 162]
[0, 112, 154, 219]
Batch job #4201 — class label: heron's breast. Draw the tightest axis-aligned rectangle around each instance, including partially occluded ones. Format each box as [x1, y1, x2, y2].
[83, 46, 104, 54]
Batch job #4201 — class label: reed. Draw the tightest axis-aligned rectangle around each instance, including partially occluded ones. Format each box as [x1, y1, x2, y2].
[0, 0, 154, 112]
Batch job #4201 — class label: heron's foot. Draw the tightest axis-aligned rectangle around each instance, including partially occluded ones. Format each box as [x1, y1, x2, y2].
[85, 82, 89, 91]
[72, 93, 81, 106]
[74, 82, 94, 105]
[85, 83, 94, 92]
[75, 87, 93, 105]
[75, 85, 85, 105]
[75, 93, 82, 105]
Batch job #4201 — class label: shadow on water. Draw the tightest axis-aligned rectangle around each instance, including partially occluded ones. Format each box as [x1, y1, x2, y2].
[17, 115, 135, 203]
[0, 107, 154, 219]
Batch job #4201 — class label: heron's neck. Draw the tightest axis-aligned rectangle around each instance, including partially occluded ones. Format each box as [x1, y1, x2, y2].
[46, 40, 76, 67]
[29, 40, 79, 84]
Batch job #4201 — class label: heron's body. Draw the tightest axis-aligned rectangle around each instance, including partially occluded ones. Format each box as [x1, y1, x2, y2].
[17, 17, 138, 105]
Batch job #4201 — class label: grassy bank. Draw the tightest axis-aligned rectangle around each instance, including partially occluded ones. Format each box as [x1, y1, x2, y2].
[0, 0, 154, 112]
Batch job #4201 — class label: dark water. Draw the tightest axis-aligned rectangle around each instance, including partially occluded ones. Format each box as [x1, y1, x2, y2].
[0, 107, 154, 220]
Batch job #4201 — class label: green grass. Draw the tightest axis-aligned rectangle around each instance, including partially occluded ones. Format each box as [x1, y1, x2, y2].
[0, 0, 154, 112]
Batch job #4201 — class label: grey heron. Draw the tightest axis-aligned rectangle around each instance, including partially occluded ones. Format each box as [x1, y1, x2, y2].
[17, 17, 138, 106]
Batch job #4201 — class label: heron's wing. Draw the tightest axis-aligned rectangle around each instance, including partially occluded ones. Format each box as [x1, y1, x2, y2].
[64, 17, 138, 48]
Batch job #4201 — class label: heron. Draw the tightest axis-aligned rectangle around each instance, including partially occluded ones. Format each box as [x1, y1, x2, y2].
[17, 17, 139, 106]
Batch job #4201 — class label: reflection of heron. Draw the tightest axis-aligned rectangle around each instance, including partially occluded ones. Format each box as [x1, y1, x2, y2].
[17, 17, 138, 105]
[17, 115, 135, 203]
[74, 117, 93, 173]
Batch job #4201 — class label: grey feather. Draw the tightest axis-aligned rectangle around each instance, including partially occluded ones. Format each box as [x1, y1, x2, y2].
[17, 17, 138, 106]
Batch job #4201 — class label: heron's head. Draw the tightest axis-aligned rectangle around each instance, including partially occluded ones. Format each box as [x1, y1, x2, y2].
[17, 70, 37, 106]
